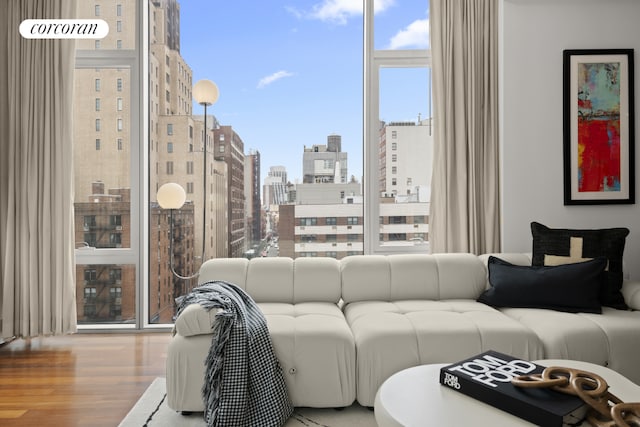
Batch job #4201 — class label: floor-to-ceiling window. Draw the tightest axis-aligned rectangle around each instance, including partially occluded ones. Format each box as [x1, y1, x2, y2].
[73, 0, 145, 328]
[73, 0, 430, 329]
[365, 0, 431, 254]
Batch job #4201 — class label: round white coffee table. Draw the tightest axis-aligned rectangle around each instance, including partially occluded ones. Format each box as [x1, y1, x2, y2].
[374, 359, 640, 427]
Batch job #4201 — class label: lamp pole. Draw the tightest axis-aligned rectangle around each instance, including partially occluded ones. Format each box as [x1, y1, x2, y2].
[192, 79, 219, 269]
[157, 79, 219, 282]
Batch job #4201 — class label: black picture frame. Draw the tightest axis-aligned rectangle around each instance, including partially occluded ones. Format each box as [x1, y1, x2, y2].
[563, 49, 635, 205]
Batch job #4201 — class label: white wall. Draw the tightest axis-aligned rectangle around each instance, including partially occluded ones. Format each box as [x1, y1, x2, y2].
[501, 0, 640, 279]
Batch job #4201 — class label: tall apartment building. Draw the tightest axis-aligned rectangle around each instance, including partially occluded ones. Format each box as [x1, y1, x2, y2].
[213, 125, 246, 258]
[151, 0, 228, 279]
[245, 150, 262, 246]
[303, 134, 348, 184]
[263, 166, 288, 208]
[379, 119, 433, 197]
[73, 0, 228, 323]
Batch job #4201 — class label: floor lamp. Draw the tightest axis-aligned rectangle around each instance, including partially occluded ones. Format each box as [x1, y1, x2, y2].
[157, 79, 219, 280]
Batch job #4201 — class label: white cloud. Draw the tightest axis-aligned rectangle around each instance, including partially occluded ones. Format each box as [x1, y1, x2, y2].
[307, 0, 396, 24]
[257, 70, 294, 89]
[388, 18, 429, 49]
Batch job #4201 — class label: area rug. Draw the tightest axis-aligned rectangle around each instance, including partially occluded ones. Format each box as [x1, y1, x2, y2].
[118, 378, 377, 427]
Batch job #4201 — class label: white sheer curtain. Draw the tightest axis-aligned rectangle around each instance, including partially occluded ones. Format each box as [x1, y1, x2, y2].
[0, 0, 78, 339]
[429, 0, 500, 254]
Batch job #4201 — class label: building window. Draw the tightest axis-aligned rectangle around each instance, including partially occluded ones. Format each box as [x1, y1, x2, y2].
[110, 215, 122, 227]
[389, 233, 407, 241]
[300, 218, 317, 226]
[167, 123, 173, 135]
[84, 233, 97, 247]
[166, 161, 173, 175]
[326, 234, 337, 242]
[116, 4, 122, 16]
[117, 78, 123, 92]
[116, 21, 122, 32]
[326, 251, 338, 258]
[109, 233, 122, 247]
[116, 40, 122, 49]
[117, 98, 123, 111]
[392, 166, 397, 174]
[95, 78, 101, 92]
[325, 217, 337, 225]
[186, 182, 194, 193]
[117, 118, 123, 131]
[391, 130, 397, 139]
[117, 138, 123, 150]
[95, 139, 101, 150]
[347, 217, 358, 225]
[95, 40, 100, 49]
[84, 215, 96, 228]
[389, 216, 406, 224]
[167, 142, 173, 153]
[392, 142, 397, 150]
[392, 154, 397, 162]
[95, 119, 101, 131]
[186, 161, 194, 174]
[94, 5, 100, 16]
[110, 285, 122, 299]
[84, 268, 97, 282]
[84, 287, 97, 302]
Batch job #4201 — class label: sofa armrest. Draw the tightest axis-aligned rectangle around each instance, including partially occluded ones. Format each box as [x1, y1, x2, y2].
[174, 303, 219, 337]
[622, 280, 640, 310]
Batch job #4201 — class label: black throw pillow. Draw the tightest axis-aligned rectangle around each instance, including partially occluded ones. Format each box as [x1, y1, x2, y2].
[478, 256, 607, 314]
[530, 221, 629, 310]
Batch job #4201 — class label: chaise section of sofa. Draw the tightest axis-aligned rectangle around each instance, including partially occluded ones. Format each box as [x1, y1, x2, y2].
[341, 253, 544, 407]
[166, 256, 356, 411]
[480, 253, 640, 386]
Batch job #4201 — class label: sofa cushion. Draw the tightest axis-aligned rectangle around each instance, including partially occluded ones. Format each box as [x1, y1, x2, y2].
[340, 253, 487, 303]
[479, 256, 606, 313]
[343, 299, 543, 406]
[198, 257, 342, 304]
[530, 221, 629, 309]
[174, 303, 220, 337]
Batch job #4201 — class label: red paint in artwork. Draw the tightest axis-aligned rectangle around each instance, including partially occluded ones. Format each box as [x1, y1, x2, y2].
[578, 117, 621, 192]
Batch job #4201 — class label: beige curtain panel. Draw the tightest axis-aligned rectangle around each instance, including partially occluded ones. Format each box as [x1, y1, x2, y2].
[429, 0, 500, 254]
[0, 0, 78, 339]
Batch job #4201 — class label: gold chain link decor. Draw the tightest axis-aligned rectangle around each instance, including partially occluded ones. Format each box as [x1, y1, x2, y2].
[512, 366, 640, 427]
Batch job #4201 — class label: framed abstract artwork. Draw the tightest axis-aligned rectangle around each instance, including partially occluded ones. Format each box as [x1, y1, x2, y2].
[563, 49, 635, 205]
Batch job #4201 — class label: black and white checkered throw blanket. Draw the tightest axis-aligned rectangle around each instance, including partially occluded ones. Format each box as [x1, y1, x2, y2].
[175, 281, 293, 427]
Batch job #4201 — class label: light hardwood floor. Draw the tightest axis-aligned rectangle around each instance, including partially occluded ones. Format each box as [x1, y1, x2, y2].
[0, 332, 172, 427]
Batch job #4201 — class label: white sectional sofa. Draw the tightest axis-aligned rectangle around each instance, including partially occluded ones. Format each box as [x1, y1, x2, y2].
[166, 253, 640, 411]
[166, 256, 356, 411]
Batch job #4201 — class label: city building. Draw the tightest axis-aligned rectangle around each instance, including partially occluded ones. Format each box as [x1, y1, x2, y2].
[73, 0, 228, 323]
[213, 125, 246, 258]
[245, 150, 262, 247]
[379, 119, 433, 197]
[303, 134, 348, 184]
[263, 166, 288, 209]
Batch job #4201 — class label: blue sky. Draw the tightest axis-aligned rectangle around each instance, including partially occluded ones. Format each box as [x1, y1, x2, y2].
[179, 0, 429, 183]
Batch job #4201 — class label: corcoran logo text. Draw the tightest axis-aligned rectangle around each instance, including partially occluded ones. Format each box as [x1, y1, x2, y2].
[19, 19, 109, 39]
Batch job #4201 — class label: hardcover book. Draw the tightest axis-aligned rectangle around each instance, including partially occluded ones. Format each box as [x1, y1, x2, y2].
[439, 350, 588, 427]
